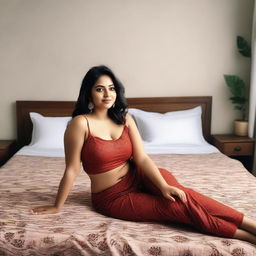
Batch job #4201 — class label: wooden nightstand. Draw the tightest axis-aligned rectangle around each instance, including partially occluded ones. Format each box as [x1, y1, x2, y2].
[212, 134, 255, 171]
[0, 140, 17, 167]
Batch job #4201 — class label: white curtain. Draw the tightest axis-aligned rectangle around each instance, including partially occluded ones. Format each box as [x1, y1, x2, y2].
[249, 3, 256, 175]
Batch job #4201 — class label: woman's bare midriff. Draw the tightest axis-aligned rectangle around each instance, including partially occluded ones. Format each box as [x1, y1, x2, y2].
[88, 161, 130, 193]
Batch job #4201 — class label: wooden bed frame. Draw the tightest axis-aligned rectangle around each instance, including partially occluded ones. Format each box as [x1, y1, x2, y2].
[16, 96, 212, 149]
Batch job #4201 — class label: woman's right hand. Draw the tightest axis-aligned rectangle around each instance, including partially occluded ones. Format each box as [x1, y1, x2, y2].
[160, 184, 187, 204]
[31, 205, 60, 215]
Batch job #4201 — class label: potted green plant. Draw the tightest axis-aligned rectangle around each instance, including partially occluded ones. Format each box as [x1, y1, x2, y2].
[224, 36, 251, 136]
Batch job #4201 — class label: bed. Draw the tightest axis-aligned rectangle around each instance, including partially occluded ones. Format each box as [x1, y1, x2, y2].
[1, 96, 256, 255]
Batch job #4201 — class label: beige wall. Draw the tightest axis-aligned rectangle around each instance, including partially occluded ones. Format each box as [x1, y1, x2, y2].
[0, 0, 254, 139]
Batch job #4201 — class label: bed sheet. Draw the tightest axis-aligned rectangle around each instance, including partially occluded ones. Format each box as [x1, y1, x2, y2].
[0, 153, 256, 255]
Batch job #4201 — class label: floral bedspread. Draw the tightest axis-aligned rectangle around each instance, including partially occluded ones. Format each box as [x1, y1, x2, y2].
[0, 153, 256, 256]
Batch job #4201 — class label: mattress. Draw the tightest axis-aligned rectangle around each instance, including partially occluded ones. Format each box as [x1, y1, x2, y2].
[0, 152, 256, 255]
[16, 142, 219, 157]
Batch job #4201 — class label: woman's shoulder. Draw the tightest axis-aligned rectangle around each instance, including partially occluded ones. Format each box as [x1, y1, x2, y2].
[67, 115, 88, 131]
[64, 115, 88, 147]
[125, 113, 135, 127]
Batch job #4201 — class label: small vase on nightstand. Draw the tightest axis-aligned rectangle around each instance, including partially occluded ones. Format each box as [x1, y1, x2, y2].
[234, 120, 248, 136]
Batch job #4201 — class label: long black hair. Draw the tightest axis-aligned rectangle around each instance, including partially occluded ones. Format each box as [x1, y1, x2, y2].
[72, 65, 128, 124]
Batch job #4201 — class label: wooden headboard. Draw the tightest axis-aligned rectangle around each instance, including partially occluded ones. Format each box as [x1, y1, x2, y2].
[16, 96, 212, 149]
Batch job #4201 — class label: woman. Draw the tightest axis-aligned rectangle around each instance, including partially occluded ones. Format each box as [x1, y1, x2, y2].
[32, 65, 256, 244]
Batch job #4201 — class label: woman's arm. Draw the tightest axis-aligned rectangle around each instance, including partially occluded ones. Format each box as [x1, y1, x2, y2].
[31, 116, 87, 214]
[126, 114, 187, 203]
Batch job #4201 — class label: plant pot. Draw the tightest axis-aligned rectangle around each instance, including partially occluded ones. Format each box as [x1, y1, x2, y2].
[234, 120, 248, 136]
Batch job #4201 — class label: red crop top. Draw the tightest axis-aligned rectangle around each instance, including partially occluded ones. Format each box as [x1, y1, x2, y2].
[81, 116, 133, 174]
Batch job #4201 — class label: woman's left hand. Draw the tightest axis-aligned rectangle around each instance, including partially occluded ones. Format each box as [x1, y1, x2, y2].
[160, 184, 187, 203]
[30, 205, 60, 215]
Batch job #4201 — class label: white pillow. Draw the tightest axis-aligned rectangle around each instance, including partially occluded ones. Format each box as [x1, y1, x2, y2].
[128, 106, 206, 145]
[29, 112, 71, 149]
